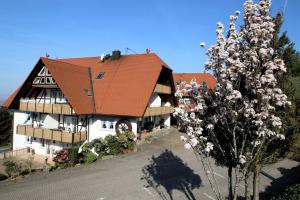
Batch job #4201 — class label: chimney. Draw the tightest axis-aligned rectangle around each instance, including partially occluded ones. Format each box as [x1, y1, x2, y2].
[146, 49, 151, 54]
[111, 50, 121, 60]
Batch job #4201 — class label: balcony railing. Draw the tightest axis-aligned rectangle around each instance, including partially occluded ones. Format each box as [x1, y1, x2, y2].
[19, 101, 75, 115]
[143, 106, 175, 117]
[154, 83, 171, 94]
[16, 125, 87, 143]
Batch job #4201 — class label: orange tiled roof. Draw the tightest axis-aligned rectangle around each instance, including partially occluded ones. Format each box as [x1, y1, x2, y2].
[3, 53, 173, 117]
[2, 87, 20, 108]
[173, 73, 216, 89]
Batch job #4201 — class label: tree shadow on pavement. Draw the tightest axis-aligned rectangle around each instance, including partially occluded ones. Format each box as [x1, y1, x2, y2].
[141, 149, 202, 200]
[260, 164, 300, 199]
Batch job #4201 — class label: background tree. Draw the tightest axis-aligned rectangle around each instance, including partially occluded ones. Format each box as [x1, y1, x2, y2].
[0, 106, 13, 148]
[174, 1, 290, 200]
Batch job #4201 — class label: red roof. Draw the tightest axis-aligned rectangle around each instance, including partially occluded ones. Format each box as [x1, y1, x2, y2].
[173, 73, 216, 89]
[2, 87, 20, 108]
[3, 53, 174, 117]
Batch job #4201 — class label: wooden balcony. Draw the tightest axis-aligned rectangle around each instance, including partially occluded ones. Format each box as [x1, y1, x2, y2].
[154, 83, 171, 94]
[143, 106, 175, 117]
[19, 101, 75, 115]
[16, 125, 87, 143]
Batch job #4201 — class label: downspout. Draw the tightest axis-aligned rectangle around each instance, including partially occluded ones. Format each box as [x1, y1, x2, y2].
[88, 67, 96, 142]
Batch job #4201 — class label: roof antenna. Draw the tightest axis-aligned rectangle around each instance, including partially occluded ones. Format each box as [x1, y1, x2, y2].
[125, 47, 137, 55]
[45, 53, 50, 58]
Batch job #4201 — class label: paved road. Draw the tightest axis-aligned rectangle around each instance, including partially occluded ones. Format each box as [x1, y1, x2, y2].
[0, 129, 299, 200]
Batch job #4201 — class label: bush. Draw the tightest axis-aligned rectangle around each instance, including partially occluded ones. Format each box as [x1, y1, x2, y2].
[80, 132, 136, 162]
[24, 156, 34, 173]
[91, 138, 107, 157]
[271, 184, 300, 200]
[53, 149, 70, 165]
[105, 135, 122, 155]
[2, 160, 22, 178]
[117, 132, 135, 152]
[85, 152, 97, 163]
[81, 142, 93, 156]
[68, 148, 79, 165]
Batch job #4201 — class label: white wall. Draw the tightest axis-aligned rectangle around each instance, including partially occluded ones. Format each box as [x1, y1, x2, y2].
[13, 111, 30, 150]
[88, 115, 137, 141]
[149, 93, 161, 107]
[43, 114, 59, 129]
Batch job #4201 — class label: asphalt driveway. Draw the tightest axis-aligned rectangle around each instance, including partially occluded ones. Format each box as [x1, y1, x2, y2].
[0, 128, 299, 200]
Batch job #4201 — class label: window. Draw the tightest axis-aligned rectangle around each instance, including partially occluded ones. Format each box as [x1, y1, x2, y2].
[95, 72, 105, 80]
[102, 121, 107, 129]
[109, 122, 114, 129]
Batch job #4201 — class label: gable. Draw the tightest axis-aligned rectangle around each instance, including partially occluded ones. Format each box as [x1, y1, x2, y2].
[32, 66, 56, 86]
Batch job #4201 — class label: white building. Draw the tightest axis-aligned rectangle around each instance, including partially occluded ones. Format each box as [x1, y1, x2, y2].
[3, 51, 176, 156]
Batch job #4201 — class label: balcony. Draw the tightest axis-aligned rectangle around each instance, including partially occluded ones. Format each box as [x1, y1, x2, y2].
[154, 83, 171, 94]
[16, 125, 87, 143]
[143, 106, 175, 117]
[19, 101, 75, 115]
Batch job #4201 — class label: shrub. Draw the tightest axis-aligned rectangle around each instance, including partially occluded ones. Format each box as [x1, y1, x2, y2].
[2, 160, 22, 178]
[85, 152, 97, 163]
[53, 149, 70, 165]
[81, 142, 93, 156]
[68, 148, 79, 165]
[117, 132, 135, 152]
[24, 156, 34, 173]
[105, 135, 122, 155]
[91, 138, 107, 157]
[49, 164, 58, 172]
[271, 184, 300, 200]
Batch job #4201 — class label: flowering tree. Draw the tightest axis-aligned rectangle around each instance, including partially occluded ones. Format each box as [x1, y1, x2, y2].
[173, 0, 290, 200]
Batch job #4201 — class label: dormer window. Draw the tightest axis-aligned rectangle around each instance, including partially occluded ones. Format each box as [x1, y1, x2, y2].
[95, 72, 105, 80]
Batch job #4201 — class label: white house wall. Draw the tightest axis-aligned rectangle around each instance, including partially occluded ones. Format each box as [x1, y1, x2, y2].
[88, 115, 137, 141]
[43, 114, 59, 129]
[13, 111, 30, 150]
[149, 93, 161, 107]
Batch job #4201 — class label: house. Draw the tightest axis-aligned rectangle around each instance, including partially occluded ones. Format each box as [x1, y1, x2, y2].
[173, 73, 216, 112]
[2, 50, 176, 156]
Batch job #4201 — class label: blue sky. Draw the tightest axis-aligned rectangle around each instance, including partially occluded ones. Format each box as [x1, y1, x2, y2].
[0, 0, 299, 101]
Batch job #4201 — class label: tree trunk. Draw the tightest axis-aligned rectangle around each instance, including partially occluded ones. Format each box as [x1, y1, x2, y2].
[244, 171, 250, 200]
[252, 164, 261, 200]
[228, 166, 233, 200]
